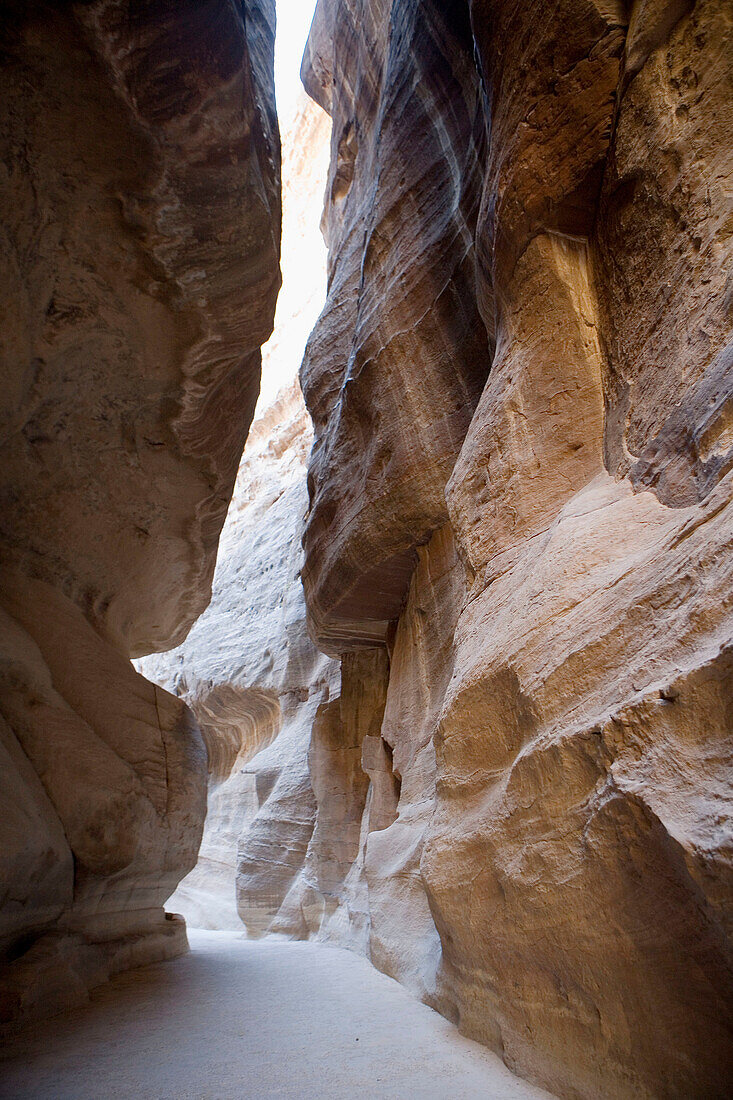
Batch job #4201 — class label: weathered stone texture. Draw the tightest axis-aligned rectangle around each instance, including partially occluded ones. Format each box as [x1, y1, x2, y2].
[299, 0, 490, 653]
[366, 526, 464, 1007]
[596, 0, 733, 501]
[5, 0, 730, 1092]
[291, 1, 733, 1097]
[0, 0, 279, 1027]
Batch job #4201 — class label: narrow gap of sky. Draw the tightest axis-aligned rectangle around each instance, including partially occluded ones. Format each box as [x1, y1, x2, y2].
[274, 0, 319, 122]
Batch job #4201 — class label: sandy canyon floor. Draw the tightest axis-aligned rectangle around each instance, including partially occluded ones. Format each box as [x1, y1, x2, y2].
[0, 931, 555, 1099]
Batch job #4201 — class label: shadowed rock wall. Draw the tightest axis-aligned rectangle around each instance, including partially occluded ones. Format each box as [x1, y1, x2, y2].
[0, 0, 280, 1028]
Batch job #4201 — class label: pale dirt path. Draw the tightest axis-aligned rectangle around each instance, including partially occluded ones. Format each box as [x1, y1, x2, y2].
[0, 930, 554, 1100]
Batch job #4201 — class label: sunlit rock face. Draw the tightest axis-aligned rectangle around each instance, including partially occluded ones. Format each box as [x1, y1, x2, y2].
[139, 382, 340, 935]
[296, 0, 733, 1096]
[136, 93, 342, 939]
[0, 0, 279, 1028]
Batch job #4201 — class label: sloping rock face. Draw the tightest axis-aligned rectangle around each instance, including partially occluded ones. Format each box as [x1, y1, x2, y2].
[0, 0, 279, 1028]
[300, 0, 489, 653]
[295, 1, 733, 1097]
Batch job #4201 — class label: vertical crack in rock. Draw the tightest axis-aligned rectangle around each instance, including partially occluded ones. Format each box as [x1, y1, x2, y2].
[152, 684, 171, 818]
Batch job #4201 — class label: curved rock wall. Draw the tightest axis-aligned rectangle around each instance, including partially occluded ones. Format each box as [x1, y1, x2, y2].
[293, 1, 733, 1097]
[300, 0, 490, 653]
[19, 0, 728, 1093]
[0, 0, 280, 1028]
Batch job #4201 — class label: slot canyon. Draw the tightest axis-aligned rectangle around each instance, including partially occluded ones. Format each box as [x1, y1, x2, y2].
[1, 0, 732, 1097]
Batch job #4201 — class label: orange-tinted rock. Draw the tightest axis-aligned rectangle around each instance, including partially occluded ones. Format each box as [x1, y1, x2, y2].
[299, 0, 491, 653]
[296, 1, 733, 1096]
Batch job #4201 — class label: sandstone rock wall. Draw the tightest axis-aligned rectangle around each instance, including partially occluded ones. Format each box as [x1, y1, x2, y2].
[0, 0, 280, 1028]
[300, 0, 490, 653]
[293, 1, 733, 1096]
[26, 0, 730, 1093]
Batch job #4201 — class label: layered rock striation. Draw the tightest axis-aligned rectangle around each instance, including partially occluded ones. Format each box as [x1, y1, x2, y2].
[300, 0, 490, 653]
[290, 1, 733, 1097]
[0, 0, 280, 1028]
[17, 0, 729, 1094]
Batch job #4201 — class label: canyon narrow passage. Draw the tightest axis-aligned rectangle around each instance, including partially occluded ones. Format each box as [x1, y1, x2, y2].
[1, 0, 731, 1097]
[0, 932, 552, 1100]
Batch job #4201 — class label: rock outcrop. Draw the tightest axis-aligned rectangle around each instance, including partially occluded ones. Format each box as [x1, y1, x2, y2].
[292, 1, 733, 1097]
[0, 0, 279, 1028]
[300, 0, 489, 653]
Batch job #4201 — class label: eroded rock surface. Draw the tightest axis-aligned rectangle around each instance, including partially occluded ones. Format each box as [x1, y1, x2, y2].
[0, 0, 279, 1028]
[300, 0, 489, 653]
[149, 3, 731, 1094]
[291, 1, 733, 1097]
[7, 0, 729, 1093]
